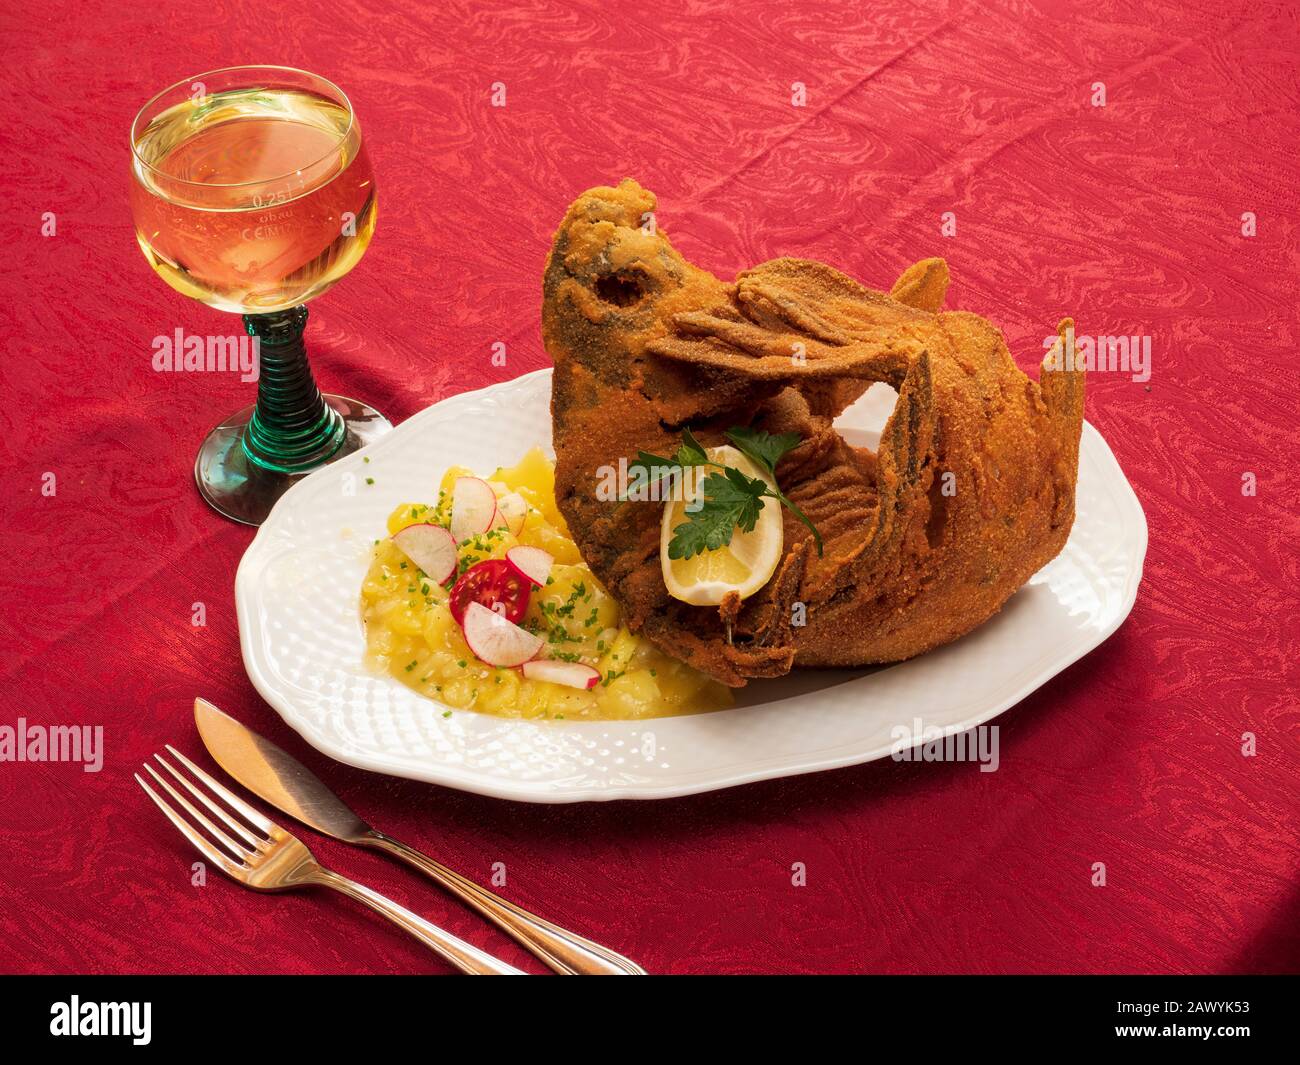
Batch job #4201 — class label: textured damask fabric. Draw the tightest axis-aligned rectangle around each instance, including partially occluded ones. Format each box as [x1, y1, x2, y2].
[0, 0, 1296, 974]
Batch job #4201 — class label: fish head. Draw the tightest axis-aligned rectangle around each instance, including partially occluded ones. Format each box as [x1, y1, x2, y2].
[543, 179, 755, 438]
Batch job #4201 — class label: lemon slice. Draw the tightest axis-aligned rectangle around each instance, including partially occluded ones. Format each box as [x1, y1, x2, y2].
[661, 444, 783, 606]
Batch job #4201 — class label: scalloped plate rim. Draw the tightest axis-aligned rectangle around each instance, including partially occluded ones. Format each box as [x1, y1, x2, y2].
[235, 369, 1147, 802]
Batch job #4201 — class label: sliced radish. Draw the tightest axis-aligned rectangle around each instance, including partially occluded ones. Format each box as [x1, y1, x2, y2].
[495, 492, 528, 536]
[450, 477, 497, 542]
[505, 546, 553, 587]
[461, 602, 544, 667]
[522, 660, 601, 690]
[391, 523, 457, 584]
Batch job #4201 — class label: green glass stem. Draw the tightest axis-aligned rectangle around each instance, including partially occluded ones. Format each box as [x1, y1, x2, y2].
[241, 306, 346, 473]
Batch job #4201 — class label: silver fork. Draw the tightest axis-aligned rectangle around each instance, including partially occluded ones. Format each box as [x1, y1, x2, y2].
[136, 745, 523, 975]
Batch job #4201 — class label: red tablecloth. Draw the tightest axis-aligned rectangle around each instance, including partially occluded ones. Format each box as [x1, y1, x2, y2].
[1, 0, 1296, 975]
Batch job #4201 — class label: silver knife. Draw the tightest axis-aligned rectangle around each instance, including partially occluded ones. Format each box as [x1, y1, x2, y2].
[194, 698, 646, 975]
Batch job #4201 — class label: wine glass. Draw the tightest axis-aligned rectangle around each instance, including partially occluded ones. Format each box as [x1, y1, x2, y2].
[130, 65, 391, 525]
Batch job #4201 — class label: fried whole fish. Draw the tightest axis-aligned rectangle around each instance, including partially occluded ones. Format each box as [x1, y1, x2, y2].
[543, 179, 1084, 687]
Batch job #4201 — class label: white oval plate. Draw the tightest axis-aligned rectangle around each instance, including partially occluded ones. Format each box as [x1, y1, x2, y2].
[236, 369, 1147, 802]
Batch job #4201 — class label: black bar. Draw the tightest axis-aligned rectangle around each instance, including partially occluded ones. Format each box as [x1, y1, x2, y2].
[0, 974, 1291, 1052]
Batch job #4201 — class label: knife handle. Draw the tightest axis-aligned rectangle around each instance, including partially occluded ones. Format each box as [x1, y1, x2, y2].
[309, 867, 524, 975]
[361, 829, 646, 976]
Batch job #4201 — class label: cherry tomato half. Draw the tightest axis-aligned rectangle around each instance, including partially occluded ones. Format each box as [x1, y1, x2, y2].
[449, 559, 531, 626]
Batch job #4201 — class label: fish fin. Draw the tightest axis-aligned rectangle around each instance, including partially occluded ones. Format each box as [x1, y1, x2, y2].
[647, 257, 929, 388]
[889, 258, 949, 312]
[1040, 318, 1086, 530]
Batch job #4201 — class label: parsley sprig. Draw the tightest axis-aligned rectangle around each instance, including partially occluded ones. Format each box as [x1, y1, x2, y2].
[628, 426, 823, 561]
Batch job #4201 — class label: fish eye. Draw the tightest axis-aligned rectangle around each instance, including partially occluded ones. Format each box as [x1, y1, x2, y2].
[595, 269, 648, 308]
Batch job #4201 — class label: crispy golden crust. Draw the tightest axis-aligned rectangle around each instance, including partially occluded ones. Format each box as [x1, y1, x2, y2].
[544, 179, 1084, 686]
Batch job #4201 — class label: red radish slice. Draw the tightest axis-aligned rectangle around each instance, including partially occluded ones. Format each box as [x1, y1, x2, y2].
[522, 660, 601, 690]
[461, 602, 544, 667]
[391, 523, 457, 584]
[450, 477, 498, 542]
[505, 546, 553, 587]
[496, 492, 528, 536]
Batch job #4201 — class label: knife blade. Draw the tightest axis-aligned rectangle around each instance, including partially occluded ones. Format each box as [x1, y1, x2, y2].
[194, 697, 371, 842]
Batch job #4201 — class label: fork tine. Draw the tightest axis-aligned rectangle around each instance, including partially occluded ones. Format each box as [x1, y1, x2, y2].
[153, 753, 265, 850]
[136, 773, 245, 878]
[164, 744, 276, 835]
[143, 763, 252, 860]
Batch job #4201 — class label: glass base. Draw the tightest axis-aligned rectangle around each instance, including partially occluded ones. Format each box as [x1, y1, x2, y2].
[195, 394, 392, 526]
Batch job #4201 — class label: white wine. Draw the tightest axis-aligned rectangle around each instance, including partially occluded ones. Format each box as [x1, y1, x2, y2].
[131, 87, 376, 312]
